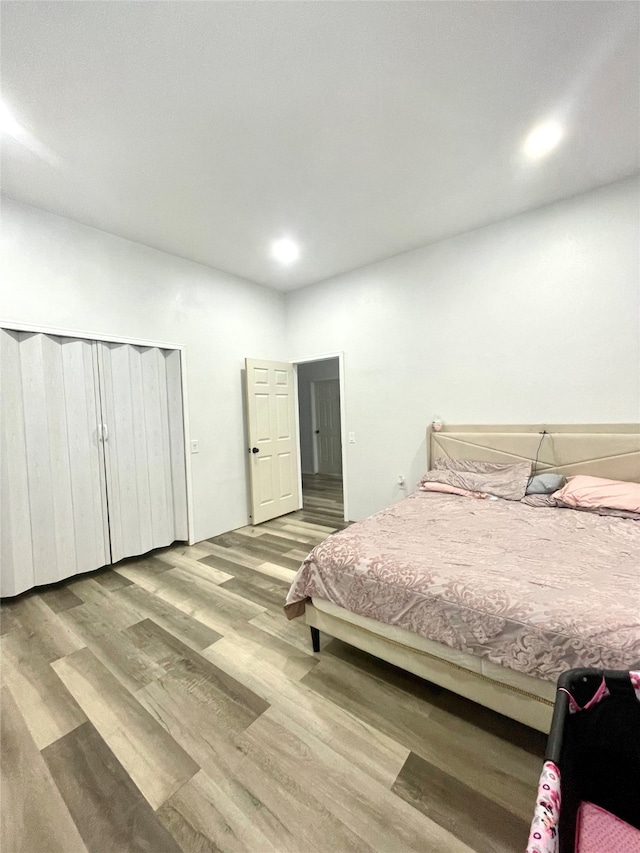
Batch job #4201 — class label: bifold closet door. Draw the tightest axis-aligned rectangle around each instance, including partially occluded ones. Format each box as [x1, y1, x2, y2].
[98, 342, 188, 563]
[0, 330, 110, 596]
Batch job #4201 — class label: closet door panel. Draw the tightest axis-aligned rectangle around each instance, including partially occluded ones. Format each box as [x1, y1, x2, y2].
[1, 330, 35, 595]
[40, 334, 77, 574]
[0, 330, 109, 596]
[165, 349, 188, 540]
[20, 333, 59, 582]
[140, 346, 173, 545]
[62, 338, 111, 573]
[127, 347, 155, 552]
[99, 343, 150, 563]
[99, 343, 186, 563]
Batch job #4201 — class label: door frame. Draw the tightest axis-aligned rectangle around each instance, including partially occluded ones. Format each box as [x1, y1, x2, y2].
[292, 351, 348, 522]
[310, 380, 319, 474]
[0, 320, 195, 545]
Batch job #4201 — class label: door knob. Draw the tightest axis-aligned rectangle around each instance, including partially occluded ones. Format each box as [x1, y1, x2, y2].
[251, 447, 260, 453]
[315, 430, 320, 434]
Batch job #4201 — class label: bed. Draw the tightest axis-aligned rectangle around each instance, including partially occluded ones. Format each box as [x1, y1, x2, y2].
[285, 424, 640, 732]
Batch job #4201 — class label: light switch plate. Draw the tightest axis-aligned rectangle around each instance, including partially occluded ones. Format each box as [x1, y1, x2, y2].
[348, 432, 355, 443]
[190, 439, 199, 454]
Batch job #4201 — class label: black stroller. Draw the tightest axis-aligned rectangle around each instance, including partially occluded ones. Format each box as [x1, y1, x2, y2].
[527, 669, 640, 853]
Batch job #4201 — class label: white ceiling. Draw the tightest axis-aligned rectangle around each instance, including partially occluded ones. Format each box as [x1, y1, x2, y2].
[2, 1, 638, 291]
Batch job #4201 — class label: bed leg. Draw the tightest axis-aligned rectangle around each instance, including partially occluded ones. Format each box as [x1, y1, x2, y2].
[310, 626, 320, 653]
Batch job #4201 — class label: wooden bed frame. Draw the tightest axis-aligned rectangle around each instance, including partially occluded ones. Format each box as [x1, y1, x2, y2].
[304, 424, 640, 733]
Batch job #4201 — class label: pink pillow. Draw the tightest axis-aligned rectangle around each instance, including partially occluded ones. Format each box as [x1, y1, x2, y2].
[552, 476, 640, 513]
[420, 482, 488, 499]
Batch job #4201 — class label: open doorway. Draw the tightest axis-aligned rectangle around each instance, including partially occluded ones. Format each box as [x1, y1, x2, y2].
[295, 356, 346, 522]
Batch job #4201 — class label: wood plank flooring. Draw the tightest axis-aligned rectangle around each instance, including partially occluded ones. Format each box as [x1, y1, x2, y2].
[0, 474, 545, 852]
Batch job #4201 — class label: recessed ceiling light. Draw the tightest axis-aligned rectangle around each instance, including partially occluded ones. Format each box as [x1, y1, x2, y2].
[271, 237, 300, 266]
[522, 121, 564, 160]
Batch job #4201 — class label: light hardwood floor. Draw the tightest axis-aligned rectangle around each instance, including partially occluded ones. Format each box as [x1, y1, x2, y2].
[1, 474, 544, 853]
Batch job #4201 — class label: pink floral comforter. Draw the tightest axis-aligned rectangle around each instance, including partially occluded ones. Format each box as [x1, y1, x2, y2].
[285, 492, 640, 681]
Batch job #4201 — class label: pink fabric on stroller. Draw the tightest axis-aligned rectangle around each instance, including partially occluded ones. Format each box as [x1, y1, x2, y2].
[575, 802, 640, 853]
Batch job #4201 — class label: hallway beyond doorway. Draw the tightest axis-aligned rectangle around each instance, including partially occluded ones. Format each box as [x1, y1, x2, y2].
[301, 474, 347, 529]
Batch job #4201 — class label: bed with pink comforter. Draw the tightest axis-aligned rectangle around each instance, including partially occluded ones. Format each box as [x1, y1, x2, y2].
[285, 492, 640, 682]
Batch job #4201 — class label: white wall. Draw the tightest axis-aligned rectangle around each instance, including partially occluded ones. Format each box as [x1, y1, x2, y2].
[296, 358, 340, 473]
[0, 198, 287, 543]
[287, 176, 640, 521]
[3, 177, 638, 533]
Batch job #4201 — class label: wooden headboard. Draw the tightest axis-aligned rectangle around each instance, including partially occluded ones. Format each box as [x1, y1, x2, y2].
[427, 424, 640, 482]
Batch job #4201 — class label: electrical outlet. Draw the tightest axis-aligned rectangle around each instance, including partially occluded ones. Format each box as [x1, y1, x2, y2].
[348, 432, 356, 443]
[190, 439, 199, 454]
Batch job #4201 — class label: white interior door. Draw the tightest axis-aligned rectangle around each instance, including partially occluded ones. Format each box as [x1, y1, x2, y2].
[98, 342, 188, 563]
[314, 378, 342, 476]
[0, 330, 110, 596]
[245, 358, 302, 525]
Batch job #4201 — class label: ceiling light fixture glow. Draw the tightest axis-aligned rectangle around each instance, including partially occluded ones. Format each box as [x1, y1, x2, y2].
[0, 99, 60, 166]
[522, 121, 564, 160]
[271, 237, 300, 266]
[0, 100, 26, 140]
